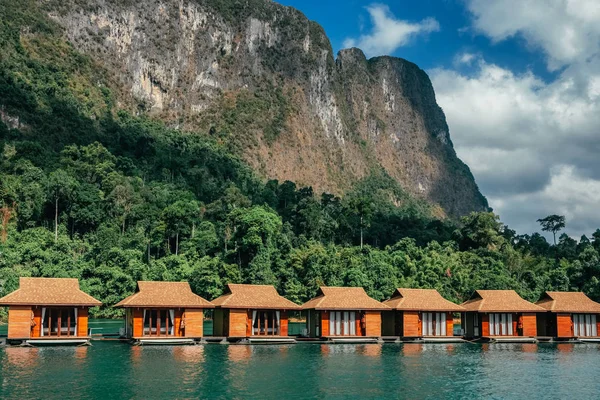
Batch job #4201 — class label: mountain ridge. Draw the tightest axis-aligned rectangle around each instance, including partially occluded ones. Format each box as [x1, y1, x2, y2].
[32, 0, 487, 216]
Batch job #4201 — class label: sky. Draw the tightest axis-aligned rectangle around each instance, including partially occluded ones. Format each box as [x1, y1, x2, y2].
[277, 0, 600, 239]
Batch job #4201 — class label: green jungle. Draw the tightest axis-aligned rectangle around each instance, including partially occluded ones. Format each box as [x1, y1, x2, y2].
[1, 1, 599, 319]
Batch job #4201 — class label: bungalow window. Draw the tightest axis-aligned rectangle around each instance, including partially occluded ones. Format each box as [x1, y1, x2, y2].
[143, 309, 176, 336]
[573, 314, 597, 337]
[489, 313, 513, 336]
[251, 310, 280, 335]
[422, 312, 447, 336]
[328, 311, 356, 336]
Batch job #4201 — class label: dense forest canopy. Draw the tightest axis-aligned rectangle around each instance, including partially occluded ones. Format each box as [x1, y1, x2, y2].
[1, 1, 600, 319]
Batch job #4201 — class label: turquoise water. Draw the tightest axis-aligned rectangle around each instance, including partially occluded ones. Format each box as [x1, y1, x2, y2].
[1, 341, 600, 399]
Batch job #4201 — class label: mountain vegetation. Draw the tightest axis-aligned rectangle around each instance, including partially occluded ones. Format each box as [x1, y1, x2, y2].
[1, 0, 599, 319]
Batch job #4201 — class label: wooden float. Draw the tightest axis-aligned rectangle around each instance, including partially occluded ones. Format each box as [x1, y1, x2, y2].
[0, 277, 101, 346]
[382, 288, 464, 341]
[115, 281, 214, 345]
[461, 290, 544, 340]
[211, 284, 300, 343]
[536, 291, 600, 340]
[301, 286, 388, 340]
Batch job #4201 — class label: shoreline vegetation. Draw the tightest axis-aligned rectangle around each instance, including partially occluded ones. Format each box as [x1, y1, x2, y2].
[1, 1, 600, 323]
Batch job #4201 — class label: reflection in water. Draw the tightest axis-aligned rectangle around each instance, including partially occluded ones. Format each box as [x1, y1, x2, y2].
[359, 344, 381, 357]
[5, 347, 40, 369]
[130, 345, 142, 365]
[228, 345, 252, 363]
[557, 343, 574, 353]
[522, 343, 538, 353]
[402, 343, 423, 356]
[173, 345, 205, 363]
[73, 346, 88, 365]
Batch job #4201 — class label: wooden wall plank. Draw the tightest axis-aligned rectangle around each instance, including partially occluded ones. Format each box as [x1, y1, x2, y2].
[133, 309, 143, 337]
[77, 307, 89, 337]
[228, 309, 248, 337]
[556, 313, 572, 338]
[246, 310, 252, 337]
[446, 313, 454, 336]
[403, 311, 420, 337]
[365, 311, 381, 337]
[321, 311, 330, 337]
[8, 306, 32, 339]
[522, 313, 537, 336]
[280, 311, 288, 336]
[481, 313, 490, 337]
[31, 308, 42, 338]
[184, 309, 204, 338]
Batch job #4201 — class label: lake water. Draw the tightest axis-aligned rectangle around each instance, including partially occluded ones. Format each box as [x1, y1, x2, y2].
[1, 340, 600, 399]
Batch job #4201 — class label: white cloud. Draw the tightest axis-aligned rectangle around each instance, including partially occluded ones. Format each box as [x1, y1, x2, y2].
[430, 0, 600, 237]
[466, 0, 600, 70]
[343, 4, 439, 57]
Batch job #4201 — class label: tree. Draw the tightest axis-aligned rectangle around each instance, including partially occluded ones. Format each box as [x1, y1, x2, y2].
[345, 196, 374, 249]
[47, 169, 77, 242]
[537, 215, 565, 245]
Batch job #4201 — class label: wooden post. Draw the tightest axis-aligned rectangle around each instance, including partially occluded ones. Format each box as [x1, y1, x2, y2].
[67, 314, 71, 337]
[165, 311, 169, 336]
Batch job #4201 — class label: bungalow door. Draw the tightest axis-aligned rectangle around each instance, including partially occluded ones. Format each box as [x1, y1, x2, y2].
[328, 311, 357, 336]
[573, 314, 598, 337]
[251, 310, 281, 335]
[143, 309, 176, 336]
[40, 308, 77, 337]
[421, 312, 447, 336]
[488, 313, 513, 336]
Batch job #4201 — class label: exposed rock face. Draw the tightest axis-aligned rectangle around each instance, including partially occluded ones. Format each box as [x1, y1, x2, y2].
[41, 0, 488, 217]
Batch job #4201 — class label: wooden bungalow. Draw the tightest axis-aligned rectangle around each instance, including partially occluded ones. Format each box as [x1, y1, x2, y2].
[461, 290, 544, 341]
[301, 286, 389, 341]
[382, 288, 464, 339]
[211, 284, 300, 343]
[536, 291, 600, 340]
[115, 281, 214, 344]
[0, 277, 101, 345]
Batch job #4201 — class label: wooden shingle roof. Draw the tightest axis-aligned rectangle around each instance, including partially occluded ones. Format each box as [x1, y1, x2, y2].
[115, 281, 214, 308]
[383, 288, 464, 312]
[461, 290, 544, 313]
[211, 284, 300, 310]
[301, 286, 390, 310]
[536, 291, 600, 313]
[0, 277, 101, 307]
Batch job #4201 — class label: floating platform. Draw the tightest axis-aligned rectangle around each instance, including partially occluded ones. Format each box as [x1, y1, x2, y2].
[578, 338, 600, 343]
[247, 337, 296, 344]
[417, 337, 465, 344]
[22, 337, 92, 346]
[484, 336, 538, 343]
[135, 338, 196, 346]
[328, 337, 380, 344]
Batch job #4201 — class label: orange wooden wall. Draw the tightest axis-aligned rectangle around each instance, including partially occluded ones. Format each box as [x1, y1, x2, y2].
[522, 313, 537, 336]
[132, 309, 143, 337]
[184, 309, 204, 338]
[228, 309, 248, 337]
[556, 313, 572, 338]
[77, 307, 89, 337]
[7, 306, 32, 339]
[31, 308, 42, 338]
[365, 311, 381, 336]
[321, 310, 330, 337]
[280, 311, 289, 336]
[446, 313, 454, 336]
[403, 311, 420, 337]
[481, 313, 490, 337]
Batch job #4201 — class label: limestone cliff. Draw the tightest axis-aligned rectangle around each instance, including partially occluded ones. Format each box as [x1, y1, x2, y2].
[40, 0, 488, 217]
